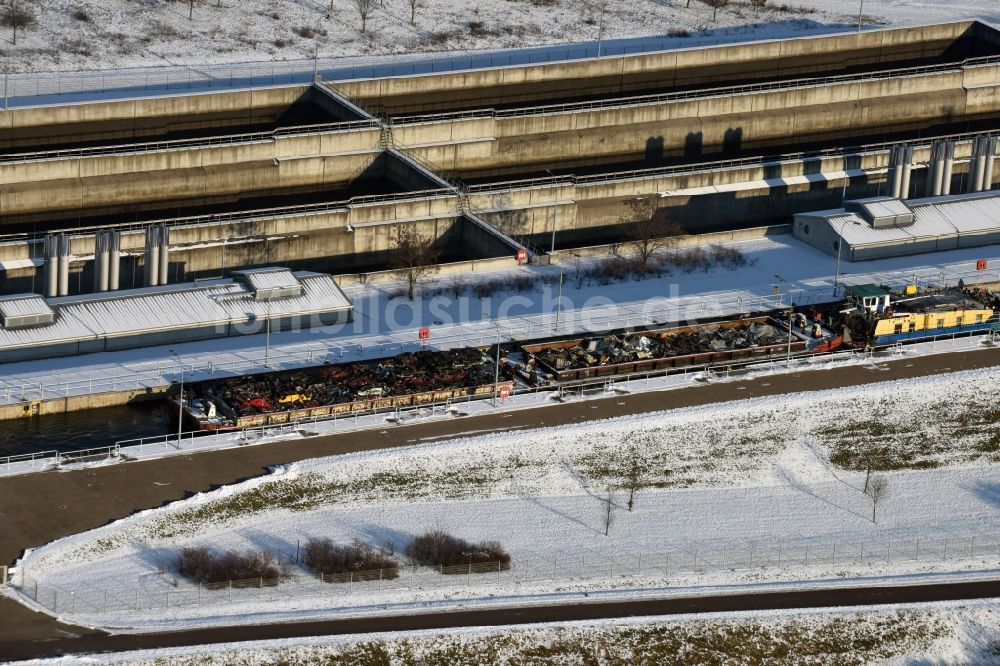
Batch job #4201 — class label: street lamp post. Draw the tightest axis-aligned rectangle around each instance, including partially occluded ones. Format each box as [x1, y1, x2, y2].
[264, 299, 272, 368]
[857, 0, 865, 32]
[545, 169, 558, 255]
[834, 219, 861, 295]
[483, 313, 502, 407]
[785, 310, 794, 368]
[168, 349, 184, 450]
[555, 268, 564, 332]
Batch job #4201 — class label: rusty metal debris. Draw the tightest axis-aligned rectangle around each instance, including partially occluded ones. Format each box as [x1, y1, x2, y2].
[531, 321, 786, 373]
[190, 347, 504, 421]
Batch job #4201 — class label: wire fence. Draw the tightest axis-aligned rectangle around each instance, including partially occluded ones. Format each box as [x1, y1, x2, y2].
[14, 532, 1000, 618]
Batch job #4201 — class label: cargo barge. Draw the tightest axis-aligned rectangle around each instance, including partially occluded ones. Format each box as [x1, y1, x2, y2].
[839, 284, 999, 347]
[519, 316, 838, 383]
[174, 347, 514, 431]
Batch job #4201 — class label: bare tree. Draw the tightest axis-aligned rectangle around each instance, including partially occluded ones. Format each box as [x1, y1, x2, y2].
[750, 0, 767, 12]
[624, 455, 642, 512]
[2, 0, 35, 45]
[705, 0, 729, 21]
[861, 446, 885, 494]
[188, 0, 196, 20]
[390, 225, 440, 300]
[601, 489, 617, 536]
[622, 195, 683, 266]
[866, 475, 889, 523]
[407, 0, 423, 25]
[354, 0, 376, 32]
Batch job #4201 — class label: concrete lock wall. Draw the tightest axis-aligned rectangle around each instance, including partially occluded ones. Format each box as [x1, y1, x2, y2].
[465, 142, 998, 245]
[336, 22, 979, 113]
[0, 152, 380, 223]
[0, 127, 383, 221]
[0, 86, 315, 151]
[0, 199, 484, 292]
[403, 69, 991, 179]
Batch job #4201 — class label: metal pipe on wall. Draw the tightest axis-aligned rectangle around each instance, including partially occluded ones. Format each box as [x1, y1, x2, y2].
[899, 146, 913, 200]
[984, 136, 997, 192]
[888, 146, 904, 199]
[43, 234, 58, 298]
[57, 234, 70, 297]
[158, 225, 170, 287]
[93, 231, 110, 293]
[145, 226, 160, 287]
[108, 231, 121, 291]
[928, 141, 944, 197]
[941, 141, 955, 196]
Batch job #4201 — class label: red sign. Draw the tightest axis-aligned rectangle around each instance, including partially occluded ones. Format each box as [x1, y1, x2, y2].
[499, 385, 511, 400]
[418, 326, 430, 340]
[516, 249, 528, 265]
[977, 259, 988, 271]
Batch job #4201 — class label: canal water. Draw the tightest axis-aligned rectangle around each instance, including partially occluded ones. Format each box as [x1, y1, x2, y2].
[0, 400, 175, 457]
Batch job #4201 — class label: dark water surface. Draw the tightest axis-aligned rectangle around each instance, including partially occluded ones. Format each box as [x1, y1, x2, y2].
[0, 400, 174, 457]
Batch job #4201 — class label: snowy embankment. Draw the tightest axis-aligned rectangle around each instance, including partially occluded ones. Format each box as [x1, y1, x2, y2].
[7, 366, 1000, 633]
[23, 600, 1000, 666]
[5, 0, 999, 74]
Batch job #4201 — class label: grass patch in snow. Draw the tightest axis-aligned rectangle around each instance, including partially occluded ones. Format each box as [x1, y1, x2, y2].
[817, 399, 1000, 472]
[97, 607, 978, 665]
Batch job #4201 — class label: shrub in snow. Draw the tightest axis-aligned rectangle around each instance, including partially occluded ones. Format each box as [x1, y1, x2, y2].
[177, 546, 285, 587]
[302, 538, 399, 582]
[405, 529, 511, 574]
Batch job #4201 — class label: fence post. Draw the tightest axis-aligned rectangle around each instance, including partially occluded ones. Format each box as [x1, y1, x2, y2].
[499, 561, 502, 584]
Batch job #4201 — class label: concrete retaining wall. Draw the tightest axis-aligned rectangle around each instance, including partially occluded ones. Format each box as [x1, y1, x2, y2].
[403, 69, 994, 178]
[337, 22, 980, 114]
[0, 86, 315, 152]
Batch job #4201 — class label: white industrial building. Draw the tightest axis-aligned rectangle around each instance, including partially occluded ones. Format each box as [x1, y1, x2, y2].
[793, 191, 1000, 261]
[0, 268, 352, 363]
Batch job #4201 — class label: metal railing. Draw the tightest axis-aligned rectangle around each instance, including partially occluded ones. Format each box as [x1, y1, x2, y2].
[467, 127, 1000, 195]
[393, 54, 1000, 126]
[0, 188, 456, 244]
[1, 311, 995, 478]
[15, 531, 1000, 619]
[0, 119, 380, 164]
[1, 261, 995, 406]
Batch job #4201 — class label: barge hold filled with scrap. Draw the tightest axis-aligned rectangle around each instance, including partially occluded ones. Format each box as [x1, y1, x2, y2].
[176, 347, 513, 431]
[521, 316, 821, 383]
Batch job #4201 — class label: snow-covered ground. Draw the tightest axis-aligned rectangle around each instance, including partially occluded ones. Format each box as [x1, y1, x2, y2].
[20, 600, 1000, 666]
[8, 366, 1000, 632]
[5, 0, 999, 74]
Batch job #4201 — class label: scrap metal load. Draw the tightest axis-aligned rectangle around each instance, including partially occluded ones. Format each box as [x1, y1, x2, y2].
[522, 317, 807, 382]
[180, 348, 512, 431]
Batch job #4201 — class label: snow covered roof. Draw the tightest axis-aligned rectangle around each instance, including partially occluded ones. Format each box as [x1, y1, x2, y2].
[799, 191, 1000, 248]
[909, 191, 1000, 234]
[0, 271, 352, 351]
[0, 294, 55, 329]
[233, 268, 304, 300]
